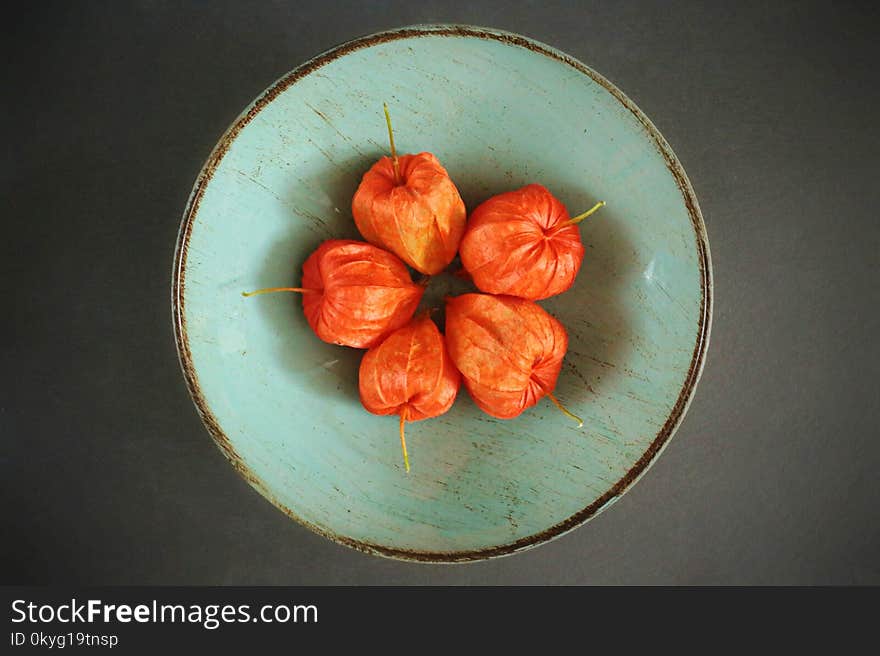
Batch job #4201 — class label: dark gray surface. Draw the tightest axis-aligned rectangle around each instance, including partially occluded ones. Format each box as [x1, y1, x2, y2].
[2, 1, 878, 585]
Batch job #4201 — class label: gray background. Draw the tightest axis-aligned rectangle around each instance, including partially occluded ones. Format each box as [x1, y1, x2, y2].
[3, 1, 878, 585]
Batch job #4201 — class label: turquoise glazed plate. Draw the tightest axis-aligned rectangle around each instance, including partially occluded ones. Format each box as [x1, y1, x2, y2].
[172, 25, 712, 562]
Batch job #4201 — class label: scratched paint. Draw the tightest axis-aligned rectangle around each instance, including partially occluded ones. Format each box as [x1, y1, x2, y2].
[172, 25, 712, 561]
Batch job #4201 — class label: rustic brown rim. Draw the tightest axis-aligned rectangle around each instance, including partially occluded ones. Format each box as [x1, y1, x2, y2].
[172, 24, 713, 563]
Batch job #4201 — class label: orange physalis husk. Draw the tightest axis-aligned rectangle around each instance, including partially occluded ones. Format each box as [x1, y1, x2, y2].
[358, 315, 461, 472]
[351, 105, 466, 275]
[459, 184, 604, 300]
[445, 293, 583, 426]
[243, 239, 424, 349]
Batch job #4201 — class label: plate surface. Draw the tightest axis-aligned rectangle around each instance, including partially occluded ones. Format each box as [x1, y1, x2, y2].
[173, 25, 712, 561]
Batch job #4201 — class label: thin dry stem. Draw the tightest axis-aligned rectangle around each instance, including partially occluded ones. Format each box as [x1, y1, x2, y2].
[241, 287, 317, 297]
[399, 409, 410, 473]
[383, 102, 401, 185]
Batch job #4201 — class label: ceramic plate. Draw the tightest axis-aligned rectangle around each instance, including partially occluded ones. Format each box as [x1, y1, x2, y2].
[172, 25, 712, 561]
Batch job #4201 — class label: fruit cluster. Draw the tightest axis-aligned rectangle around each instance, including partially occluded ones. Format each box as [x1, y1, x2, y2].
[245, 106, 603, 471]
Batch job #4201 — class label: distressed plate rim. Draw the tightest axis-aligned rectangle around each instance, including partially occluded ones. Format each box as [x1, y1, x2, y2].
[171, 24, 714, 563]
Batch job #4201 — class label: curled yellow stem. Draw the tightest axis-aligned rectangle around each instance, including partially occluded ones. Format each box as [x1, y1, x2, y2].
[563, 200, 606, 227]
[546, 391, 584, 428]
